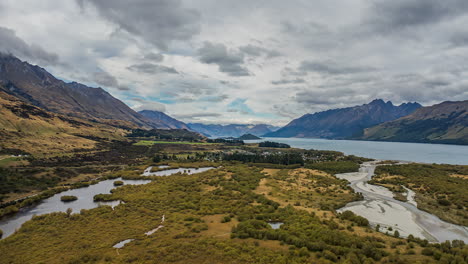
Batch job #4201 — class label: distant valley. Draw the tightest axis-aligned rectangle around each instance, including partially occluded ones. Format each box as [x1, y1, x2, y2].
[187, 123, 280, 138]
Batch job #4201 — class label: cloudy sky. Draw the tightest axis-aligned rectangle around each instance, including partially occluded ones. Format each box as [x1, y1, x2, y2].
[1, 0, 468, 125]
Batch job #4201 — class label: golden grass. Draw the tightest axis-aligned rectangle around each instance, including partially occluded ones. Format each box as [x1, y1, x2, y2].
[201, 214, 238, 238]
[449, 173, 468, 180]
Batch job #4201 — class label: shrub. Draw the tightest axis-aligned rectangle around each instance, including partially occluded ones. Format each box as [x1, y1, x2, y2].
[339, 210, 369, 226]
[221, 216, 231, 223]
[421, 247, 434, 256]
[113, 180, 124, 186]
[60, 195, 78, 202]
[93, 194, 113, 202]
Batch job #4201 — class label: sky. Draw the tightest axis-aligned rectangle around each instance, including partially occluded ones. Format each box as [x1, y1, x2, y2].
[1, 0, 468, 126]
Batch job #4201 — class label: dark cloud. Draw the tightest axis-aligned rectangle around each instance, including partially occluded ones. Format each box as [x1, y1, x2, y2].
[92, 71, 129, 91]
[0, 26, 59, 66]
[239, 44, 282, 58]
[366, 0, 468, 33]
[271, 78, 305, 85]
[77, 0, 200, 50]
[197, 42, 250, 76]
[299, 61, 373, 75]
[127, 63, 178, 74]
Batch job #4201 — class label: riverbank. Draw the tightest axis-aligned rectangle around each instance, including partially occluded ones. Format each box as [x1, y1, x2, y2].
[336, 161, 468, 243]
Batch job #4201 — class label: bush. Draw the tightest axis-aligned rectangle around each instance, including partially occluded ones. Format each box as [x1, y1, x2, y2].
[258, 141, 290, 148]
[437, 199, 451, 206]
[221, 216, 231, 223]
[421, 247, 434, 256]
[0, 228, 3, 238]
[339, 210, 369, 226]
[60, 195, 78, 202]
[93, 194, 113, 202]
[113, 180, 124, 186]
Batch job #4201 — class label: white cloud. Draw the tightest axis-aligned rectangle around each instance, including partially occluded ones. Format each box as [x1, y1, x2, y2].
[0, 0, 467, 126]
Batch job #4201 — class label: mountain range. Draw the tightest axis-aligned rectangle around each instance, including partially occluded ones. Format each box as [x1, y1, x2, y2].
[266, 99, 422, 139]
[359, 100, 468, 145]
[187, 123, 280, 138]
[0, 54, 180, 130]
[0, 53, 466, 147]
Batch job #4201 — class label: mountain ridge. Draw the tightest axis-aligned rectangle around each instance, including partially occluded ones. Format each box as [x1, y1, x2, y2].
[138, 110, 189, 130]
[265, 99, 422, 139]
[359, 100, 468, 145]
[0, 54, 179, 130]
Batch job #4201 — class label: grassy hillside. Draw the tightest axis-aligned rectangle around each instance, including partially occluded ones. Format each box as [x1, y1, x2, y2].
[0, 89, 126, 156]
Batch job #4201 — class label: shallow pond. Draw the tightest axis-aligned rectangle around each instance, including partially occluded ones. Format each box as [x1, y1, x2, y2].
[268, 222, 283, 230]
[0, 178, 150, 239]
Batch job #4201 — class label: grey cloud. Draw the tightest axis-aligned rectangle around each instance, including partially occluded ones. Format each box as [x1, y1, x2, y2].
[366, 0, 468, 33]
[173, 112, 221, 119]
[205, 94, 229, 102]
[127, 63, 178, 74]
[239, 44, 282, 58]
[0, 26, 59, 66]
[78, 0, 200, 50]
[299, 61, 374, 75]
[294, 88, 368, 110]
[271, 78, 305, 85]
[92, 71, 129, 91]
[197, 42, 250, 76]
[132, 98, 166, 112]
[280, 20, 341, 50]
[281, 67, 307, 77]
[144, 53, 164, 62]
[450, 32, 468, 47]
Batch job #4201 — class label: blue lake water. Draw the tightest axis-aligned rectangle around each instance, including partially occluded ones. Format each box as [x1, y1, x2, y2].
[245, 138, 468, 165]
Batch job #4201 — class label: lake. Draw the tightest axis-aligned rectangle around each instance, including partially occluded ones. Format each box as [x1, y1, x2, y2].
[245, 137, 468, 165]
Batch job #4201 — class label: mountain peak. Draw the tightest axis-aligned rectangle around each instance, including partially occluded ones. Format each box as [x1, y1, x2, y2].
[369, 99, 393, 106]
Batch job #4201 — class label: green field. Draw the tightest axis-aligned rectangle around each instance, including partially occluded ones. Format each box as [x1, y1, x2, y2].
[134, 140, 213, 146]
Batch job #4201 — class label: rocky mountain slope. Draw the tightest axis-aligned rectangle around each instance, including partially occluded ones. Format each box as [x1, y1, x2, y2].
[0, 54, 177, 129]
[359, 100, 468, 145]
[265, 99, 421, 139]
[138, 110, 189, 130]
